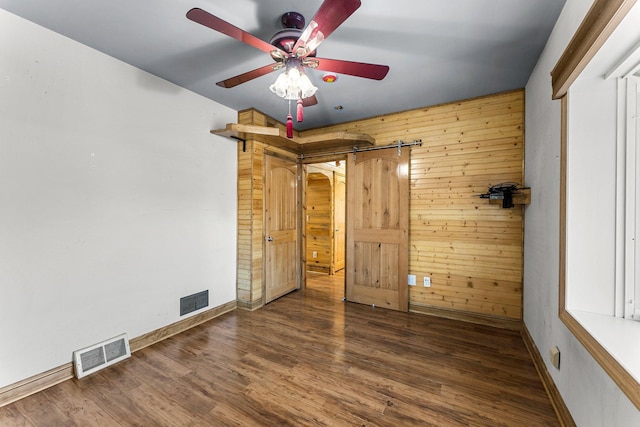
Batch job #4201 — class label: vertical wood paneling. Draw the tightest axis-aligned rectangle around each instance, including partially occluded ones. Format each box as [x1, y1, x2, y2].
[249, 143, 263, 306]
[306, 172, 332, 272]
[236, 137, 253, 305]
[236, 111, 264, 308]
[304, 90, 525, 319]
[238, 146, 264, 307]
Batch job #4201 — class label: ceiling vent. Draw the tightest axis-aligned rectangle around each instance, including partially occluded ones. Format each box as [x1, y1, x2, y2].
[73, 333, 131, 379]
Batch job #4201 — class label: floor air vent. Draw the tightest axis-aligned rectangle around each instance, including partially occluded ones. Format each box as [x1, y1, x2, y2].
[73, 333, 131, 379]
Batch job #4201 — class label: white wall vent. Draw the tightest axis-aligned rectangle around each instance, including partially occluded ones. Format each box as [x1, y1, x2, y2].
[73, 333, 131, 379]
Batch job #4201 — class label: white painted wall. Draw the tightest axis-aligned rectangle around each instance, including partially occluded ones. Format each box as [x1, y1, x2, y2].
[565, 76, 618, 315]
[524, 0, 640, 424]
[0, 10, 237, 388]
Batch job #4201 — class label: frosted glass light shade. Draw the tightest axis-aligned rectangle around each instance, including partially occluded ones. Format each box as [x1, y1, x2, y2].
[270, 67, 317, 100]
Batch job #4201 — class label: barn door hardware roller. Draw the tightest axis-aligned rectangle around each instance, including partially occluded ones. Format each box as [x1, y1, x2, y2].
[480, 183, 530, 208]
[351, 139, 422, 161]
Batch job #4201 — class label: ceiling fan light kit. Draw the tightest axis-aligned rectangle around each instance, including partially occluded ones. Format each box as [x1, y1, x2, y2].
[269, 60, 318, 101]
[186, 0, 389, 137]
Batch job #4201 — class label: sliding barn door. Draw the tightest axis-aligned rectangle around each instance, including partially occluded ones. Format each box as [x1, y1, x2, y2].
[346, 147, 409, 311]
[265, 155, 299, 303]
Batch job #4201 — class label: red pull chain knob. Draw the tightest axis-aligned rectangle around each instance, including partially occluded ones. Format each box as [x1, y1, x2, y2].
[296, 99, 304, 122]
[286, 114, 293, 138]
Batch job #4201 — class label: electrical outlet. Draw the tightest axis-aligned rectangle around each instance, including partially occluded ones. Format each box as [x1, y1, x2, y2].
[312, 251, 318, 259]
[423, 277, 431, 287]
[408, 274, 416, 286]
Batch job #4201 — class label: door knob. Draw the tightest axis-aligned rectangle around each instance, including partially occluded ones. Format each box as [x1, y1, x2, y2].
[266, 236, 274, 242]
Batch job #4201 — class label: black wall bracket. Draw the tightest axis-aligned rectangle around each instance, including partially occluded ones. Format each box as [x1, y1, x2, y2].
[480, 183, 520, 208]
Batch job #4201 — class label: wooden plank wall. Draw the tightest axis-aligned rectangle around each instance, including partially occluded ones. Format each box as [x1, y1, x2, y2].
[236, 110, 260, 308]
[306, 170, 332, 272]
[303, 90, 524, 319]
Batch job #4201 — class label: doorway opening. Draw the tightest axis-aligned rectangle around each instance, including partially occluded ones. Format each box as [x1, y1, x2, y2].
[305, 161, 346, 299]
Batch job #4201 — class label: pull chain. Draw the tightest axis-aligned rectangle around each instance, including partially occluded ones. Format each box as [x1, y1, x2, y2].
[286, 99, 293, 138]
[297, 99, 304, 122]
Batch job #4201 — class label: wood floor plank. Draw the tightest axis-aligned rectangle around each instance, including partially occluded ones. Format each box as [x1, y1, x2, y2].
[43, 380, 118, 426]
[0, 403, 34, 427]
[0, 272, 560, 426]
[11, 393, 71, 426]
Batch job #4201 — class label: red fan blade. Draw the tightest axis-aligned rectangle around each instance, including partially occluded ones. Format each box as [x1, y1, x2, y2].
[292, 0, 361, 58]
[187, 8, 286, 57]
[313, 58, 389, 80]
[216, 63, 281, 88]
[302, 95, 318, 107]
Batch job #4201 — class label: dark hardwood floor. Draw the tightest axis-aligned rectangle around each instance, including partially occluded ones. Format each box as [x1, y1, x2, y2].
[0, 272, 559, 426]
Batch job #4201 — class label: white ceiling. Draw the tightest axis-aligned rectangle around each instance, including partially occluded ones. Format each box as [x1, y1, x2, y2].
[0, 0, 566, 130]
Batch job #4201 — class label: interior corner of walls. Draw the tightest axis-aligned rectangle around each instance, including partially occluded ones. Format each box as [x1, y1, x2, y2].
[209, 107, 238, 130]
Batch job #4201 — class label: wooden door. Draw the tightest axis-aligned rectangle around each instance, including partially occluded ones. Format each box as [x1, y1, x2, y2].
[333, 173, 346, 273]
[346, 147, 409, 311]
[265, 155, 299, 303]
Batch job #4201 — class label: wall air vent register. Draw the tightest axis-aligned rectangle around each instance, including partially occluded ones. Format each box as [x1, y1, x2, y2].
[73, 333, 131, 378]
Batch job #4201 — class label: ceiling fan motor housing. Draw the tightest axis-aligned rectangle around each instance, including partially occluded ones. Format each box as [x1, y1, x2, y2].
[281, 11, 305, 29]
[270, 12, 316, 57]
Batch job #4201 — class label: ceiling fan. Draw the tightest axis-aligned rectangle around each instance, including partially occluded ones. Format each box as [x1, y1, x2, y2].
[186, 0, 390, 136]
